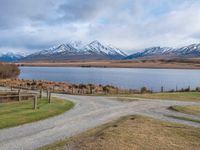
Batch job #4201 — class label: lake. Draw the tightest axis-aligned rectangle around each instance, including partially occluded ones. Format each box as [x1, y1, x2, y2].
[19, 67, 200, 91]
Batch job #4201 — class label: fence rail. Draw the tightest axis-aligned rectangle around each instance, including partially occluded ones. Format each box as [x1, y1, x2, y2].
[1, 95, 26, 102]
[0, 86, 52, 109]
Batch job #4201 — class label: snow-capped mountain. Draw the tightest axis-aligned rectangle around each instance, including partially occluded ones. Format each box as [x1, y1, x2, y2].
[22, 41, 127, 61]
[83, 41, 127, 56]
[126, 43, 200, 59]
[0, 52, 25, 62]
[3, 42, 200, 62]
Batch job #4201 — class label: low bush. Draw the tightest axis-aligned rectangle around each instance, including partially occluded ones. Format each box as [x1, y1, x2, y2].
[0, 63, 20, 79]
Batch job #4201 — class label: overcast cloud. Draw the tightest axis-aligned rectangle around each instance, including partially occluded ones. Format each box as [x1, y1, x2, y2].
[0, 0, 200, 54]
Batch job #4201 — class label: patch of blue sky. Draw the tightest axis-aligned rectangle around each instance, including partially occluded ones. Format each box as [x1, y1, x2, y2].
[96, 18, 109, 25]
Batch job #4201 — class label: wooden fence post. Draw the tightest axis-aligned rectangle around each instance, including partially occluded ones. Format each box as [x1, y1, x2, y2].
[47, 90, 49, 99]
[53, 86, 55, 92]
[150, 87, 153, 93]
[18, 89, 21, 102]
[161, 86, 164, 93]
[34, 95, 38, 110]
[39, 90, 42, 98]
[188, 86, 190, 91]
[48, 92, 51, 104]
[72, 88, 74, 94]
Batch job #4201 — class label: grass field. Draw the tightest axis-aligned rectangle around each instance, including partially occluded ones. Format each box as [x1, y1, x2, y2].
[113, 92, 200, 102]
[170, 105, 200, 117]
[18, 59, 200, 69]
[0, 98, 74, 129]
[39, 115, 200, 150]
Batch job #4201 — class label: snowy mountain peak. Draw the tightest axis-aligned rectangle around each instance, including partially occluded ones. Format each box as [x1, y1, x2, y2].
[89, 40, 102, 46]
[84, 40, 127, 56]
[67, 41, 84, 50]
[126, 42, 200, 59]
[143, 47, 173, 54]
[36, 40, 127, 56]
[0, 52, 25, 62]
[22, 41, 127, 61]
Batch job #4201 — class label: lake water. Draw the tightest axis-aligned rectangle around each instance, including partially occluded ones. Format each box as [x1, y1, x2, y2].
[19, 67, 200, 91]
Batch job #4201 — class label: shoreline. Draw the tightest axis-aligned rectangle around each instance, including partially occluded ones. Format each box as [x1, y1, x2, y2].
[16, 60, 200, 70]
[18, 65, 200, 70]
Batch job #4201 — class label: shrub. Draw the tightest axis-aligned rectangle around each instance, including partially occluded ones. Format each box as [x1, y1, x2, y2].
[196, 87, 200, 92]
[0, 63, 20, 79]
[102, 86, 110, 94]
[140, 87, 148, 93]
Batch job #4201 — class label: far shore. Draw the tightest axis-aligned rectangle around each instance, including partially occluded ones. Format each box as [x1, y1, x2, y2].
[16, 59, 200, 69]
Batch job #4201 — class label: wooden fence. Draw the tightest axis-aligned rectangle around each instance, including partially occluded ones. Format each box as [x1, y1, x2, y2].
[0, 94, 39, 109]
[0, 85, 53, 109]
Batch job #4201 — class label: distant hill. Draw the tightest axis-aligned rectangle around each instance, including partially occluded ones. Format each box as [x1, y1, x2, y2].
[20, 41, 127, 62]
[0, 52, 24, 62]
[126, 43, 200, 59]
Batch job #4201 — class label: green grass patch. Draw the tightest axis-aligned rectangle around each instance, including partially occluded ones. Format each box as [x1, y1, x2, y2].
[107, 92, 200, 102]
[166, 115, 200, 123]
[169, 105, 200, 117]
[0, 98, 74, 129]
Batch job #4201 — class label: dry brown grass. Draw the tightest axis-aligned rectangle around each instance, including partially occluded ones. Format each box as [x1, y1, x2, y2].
[39, 115, 200, 150]
[0, 79, 134, 95]
[0, 63, 20, 79]
[17, 59, 200, 69]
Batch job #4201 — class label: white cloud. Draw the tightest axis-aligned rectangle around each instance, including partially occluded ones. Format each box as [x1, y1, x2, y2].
[0, 0, 200, 54]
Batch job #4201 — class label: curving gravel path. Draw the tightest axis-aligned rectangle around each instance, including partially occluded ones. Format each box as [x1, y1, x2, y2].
[0, 94, 200, 150]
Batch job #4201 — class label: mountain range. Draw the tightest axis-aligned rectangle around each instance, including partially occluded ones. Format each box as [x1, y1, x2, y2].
[1, 41, 200, 62]
[126, 43, 200, 59]
[0, 52, 24, 62]
[20, 41, 127, 62]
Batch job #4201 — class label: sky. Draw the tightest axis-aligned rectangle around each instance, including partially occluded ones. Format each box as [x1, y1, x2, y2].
[0, 0, 200, 55]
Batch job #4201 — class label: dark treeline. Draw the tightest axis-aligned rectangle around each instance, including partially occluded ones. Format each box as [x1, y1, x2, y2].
[0, 63, 20, 79]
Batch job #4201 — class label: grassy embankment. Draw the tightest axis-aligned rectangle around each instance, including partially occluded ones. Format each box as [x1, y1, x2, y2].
[110, 92, 200, 102]
[166, 115, 200, 124]
[39, 115, 200, 150]
[0, 98, 74, 129]
[113, 92, 200, 123]
[168, 105, 200, 123]
[170, 105, 200, 117]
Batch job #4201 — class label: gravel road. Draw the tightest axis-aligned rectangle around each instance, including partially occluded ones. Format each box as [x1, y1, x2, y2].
[0, 93, 200, 150]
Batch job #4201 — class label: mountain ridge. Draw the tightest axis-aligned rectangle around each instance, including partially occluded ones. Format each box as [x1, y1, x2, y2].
[2, 42, 200, 62]
[126, 43, 200, 59]
[0, 52, 24, 62]
[20, 41, 127, 61]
